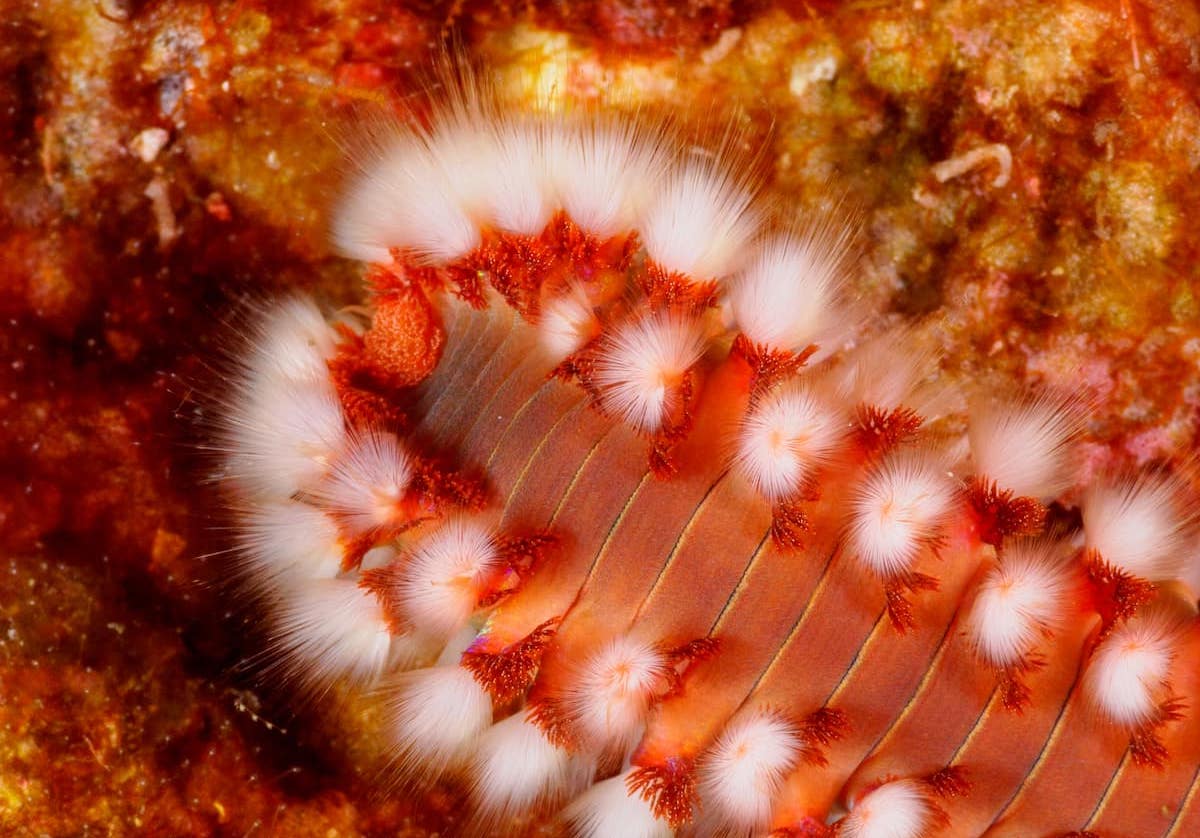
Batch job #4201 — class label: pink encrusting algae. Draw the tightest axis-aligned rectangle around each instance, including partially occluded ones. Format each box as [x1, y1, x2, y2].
[211, 67, 1200, 837]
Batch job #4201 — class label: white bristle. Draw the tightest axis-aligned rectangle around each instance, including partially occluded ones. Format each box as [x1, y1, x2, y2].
[1082, 607, 1183, 729]
[332, 135, 482, 265]
[539, 284, 602, 362]
[838, 779, 934, 838]
[965, 538, 1072, 669]
[639, 157, 757, 282]
[551, 116, 671, 238]
[483, 118, 557, 236]
[268, 576, 393, 689]
[846, 452, 957, 579]
[967, 393, 1081, 499]
[836, 327, 938, 414]
[729, 226, 851, 354]
[593, 312, 708, 434]
[559, 635, 670, 755]
[733, 384, 844, 502]
[425, 89, 507, 228]
[310, 428, 413, 535]
[564, 769, 673, 838]
[379, 664, 494, 779]
[469, 709, 595, 820]
[697, 709, 802, 832]
[245, 295, 338, 385]
[1081, 473, 1196, 582]
[235, 500, 345, 589]
[221, 376, 347, 499]
[395, 517, 502, 640]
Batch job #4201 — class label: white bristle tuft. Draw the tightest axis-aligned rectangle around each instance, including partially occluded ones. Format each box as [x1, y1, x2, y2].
[221, 376, 347, 499]
[395, 517, 502, 640]
[729, 226, 851, 354]
[483, 118, 557, 236]
[559, 635, 670, 755]
[967, 392, 1081, 499]
[733, 384, 845, 502]
[244, 295, 338, 385]
[838, 779, 935, 838]
[639, 157, 757, 282]
[551, 116, 671, 238]
[268, 576, 393, 689]
[310, 428, 414, 535]
[836, 327, 938, 415]
[332, 135, 482, 265]
[697, 709, 802, 831]
[965, 538, 1072, 669]
[1081, 473, 1196, 582]
[593, 312, 708, 434]
[539, 284, 602, 362]
[469, 709, 595, 820]
[379, 664, 494, 779]
[846, 451, 957, 580]
[564, 769, 673, 838]
[1082, 607, 1183, 729]
[236, 500, 345, 589]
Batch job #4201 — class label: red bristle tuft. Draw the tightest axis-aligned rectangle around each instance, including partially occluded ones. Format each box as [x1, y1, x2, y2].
[854, 403, 923, 456]
[478, 231, 554, 317]
[771, 499, 812, 550]
[801, 706, 850, 748]
[526, 696, 579, 750]
[966, 477, 1048, 546]
[884, 572, 940, 633]
[443, 255, 490, 308]
[997, 653, 1047, 713]
[357, 563, 408, 635]
[1129, 695, 1187, 768]
[924, 764, 971, 798]
[461, 618, 560, 705]
[730, 332, 816, 396]
[408, 456, 490, 513]
[637, 261, 720, 311]
[1085, 550, 1158, 634]
[799, 706, 850, 765]
[627, 758, 697, 828]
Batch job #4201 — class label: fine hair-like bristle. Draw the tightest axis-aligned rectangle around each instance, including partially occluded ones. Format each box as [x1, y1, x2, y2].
[467, 709, 595, 823]
[837, 778, 937, 838]
[563, 769, 672, 838]
[845, 450, 957, 580]
[638, 154, 759, 282]
[696, 709, 803, 832]
[558, 635, 672, 756]
[377, 663, 494, 780]
[728, 224, 853, 354]
[1081, 471, 1197, 582]
[550, 113, 673, 239]
[592, 311, 708, 434]
[234, 499, 346, 592]
[967, 391, 1082, 499]
[733, 383, 845, 502]
[310, 428, 414, 536]
[265, 576, 394, 691]
[1082, 605, 1184, 729]
[391, 516, 502, 641]
[219, 374, 347, 501]
[964, 537, 1073, 669]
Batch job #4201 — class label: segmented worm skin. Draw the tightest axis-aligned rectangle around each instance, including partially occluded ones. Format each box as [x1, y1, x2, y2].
[218, 79, 1200, 838]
